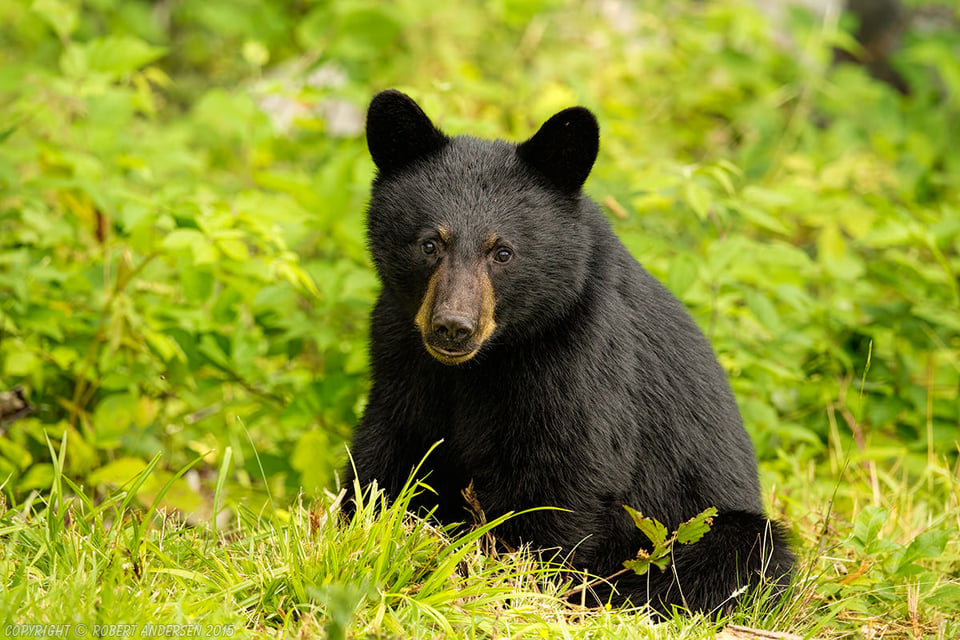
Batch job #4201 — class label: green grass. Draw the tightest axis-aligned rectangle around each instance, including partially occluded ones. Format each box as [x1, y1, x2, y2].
[2, 433, 957, 639]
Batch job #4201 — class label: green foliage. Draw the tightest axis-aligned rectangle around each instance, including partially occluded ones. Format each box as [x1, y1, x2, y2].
[622, 506, 717, 576]
[813, 500, 960, 626]
[2, 0, 957, 510]
[0, 0, 378, 507]
[675, 508, 717, 546]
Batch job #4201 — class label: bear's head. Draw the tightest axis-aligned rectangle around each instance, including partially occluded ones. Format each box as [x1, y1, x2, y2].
[365, 90, 599, 365]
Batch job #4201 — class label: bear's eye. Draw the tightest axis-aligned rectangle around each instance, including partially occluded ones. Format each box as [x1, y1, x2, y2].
[493, 247, 513, 264]
[421, 240, 438, 256]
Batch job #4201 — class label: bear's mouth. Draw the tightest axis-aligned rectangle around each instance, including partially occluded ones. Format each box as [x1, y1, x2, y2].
[423, 342, 479, 365]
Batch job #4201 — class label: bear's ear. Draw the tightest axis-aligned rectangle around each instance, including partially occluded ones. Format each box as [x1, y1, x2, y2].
[517, 107, 599, 193]
[366, 90, 448, 173]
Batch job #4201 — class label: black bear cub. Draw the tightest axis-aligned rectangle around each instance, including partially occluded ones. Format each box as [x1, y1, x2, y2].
[344, 89, 794, 614]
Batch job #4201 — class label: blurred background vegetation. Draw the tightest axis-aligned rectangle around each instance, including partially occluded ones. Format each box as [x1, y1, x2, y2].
[0, 0, 957, 527]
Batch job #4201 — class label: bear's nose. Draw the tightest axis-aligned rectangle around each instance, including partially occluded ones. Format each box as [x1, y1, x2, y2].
[432, 314, 476, 346]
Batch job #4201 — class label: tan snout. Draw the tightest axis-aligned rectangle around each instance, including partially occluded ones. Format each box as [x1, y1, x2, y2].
[414, 260, 496, 365]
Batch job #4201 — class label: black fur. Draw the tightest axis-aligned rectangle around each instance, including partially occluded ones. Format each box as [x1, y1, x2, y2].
[366, 90, 448, 174]
[344, 90, 794, 614]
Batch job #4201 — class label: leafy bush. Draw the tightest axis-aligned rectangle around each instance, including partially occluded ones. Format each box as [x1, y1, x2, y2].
[0, 0, 375, 507]
[1, 0, 958, 533]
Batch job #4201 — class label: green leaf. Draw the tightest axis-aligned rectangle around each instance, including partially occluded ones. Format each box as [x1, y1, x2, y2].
[683, 181, 711, 220]
[84, 36, 167, 77]
[180, 264, 215, 303]
[164, 229, 217, 264]
[163, 228, 206, 251]
[853, 506, 889, 549]
[817, 222, 846, 261]
[730, 203, 790, 234]
[896, 529, 950, 574]
[623, 555, 654, 577]
[676, 507, 717, 545]
[0, 437, 33, 470]
[88, 457, 149, 487]
[741, 185, 794, 208]
[291, 430, 334, 493]
[216, 237, 250, 261]
[92, 393, 139, 447]
[31, 0, 78, 40]
[4, 350, 38, 377]
[624, 545, 672, 576]
[198, 335, 232, 370]
[624, 505, 668, 547]
[745, 290, 780, 332]
[707, 165, 738, 196]
[19, 463, 55, 491]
